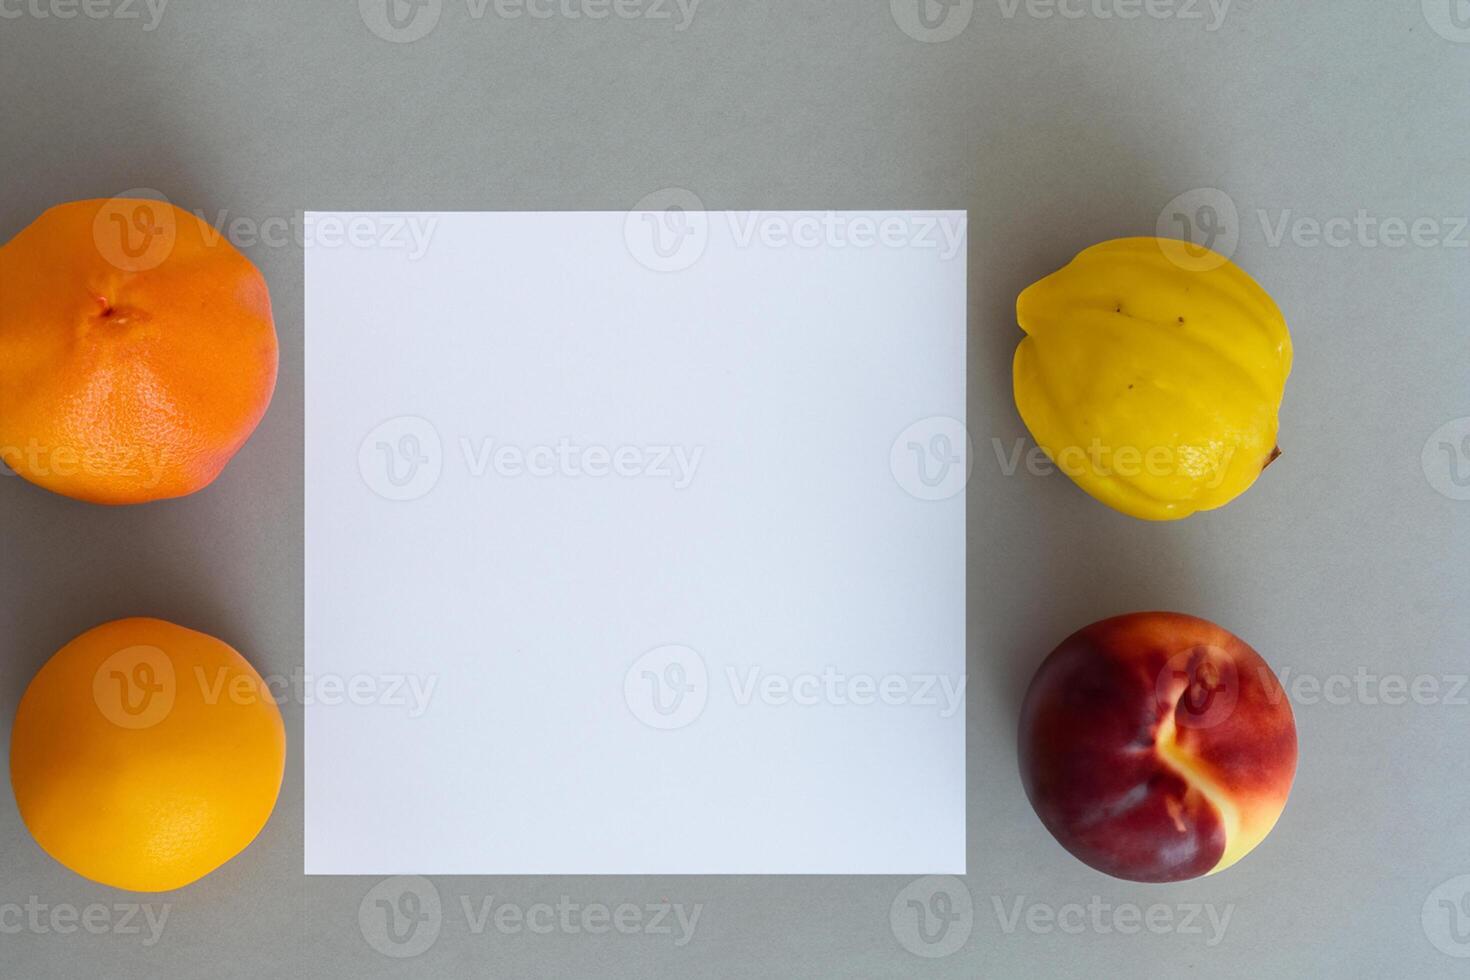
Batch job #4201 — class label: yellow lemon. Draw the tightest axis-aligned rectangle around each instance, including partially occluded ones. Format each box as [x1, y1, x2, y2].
[1013, 238, 1292, 521]
[9, 618, 285, 892]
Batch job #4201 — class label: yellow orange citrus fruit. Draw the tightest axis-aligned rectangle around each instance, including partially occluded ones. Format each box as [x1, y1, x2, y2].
[9, 618, 286, 892]
[1014, 238, 1292, 521]
[0, 198, 277, 504]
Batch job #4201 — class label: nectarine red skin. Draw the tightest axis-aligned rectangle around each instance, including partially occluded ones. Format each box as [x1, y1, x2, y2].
[1018, 612, 1297, 883]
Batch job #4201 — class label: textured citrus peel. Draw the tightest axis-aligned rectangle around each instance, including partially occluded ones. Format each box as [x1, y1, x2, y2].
[1012, 237, 1293, 520]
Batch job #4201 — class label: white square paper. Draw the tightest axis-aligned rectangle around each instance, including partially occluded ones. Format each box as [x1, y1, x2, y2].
[305, 210, 967, 874]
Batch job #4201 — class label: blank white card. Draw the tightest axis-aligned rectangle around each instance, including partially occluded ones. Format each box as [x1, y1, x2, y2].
[305, 210, 967, 874]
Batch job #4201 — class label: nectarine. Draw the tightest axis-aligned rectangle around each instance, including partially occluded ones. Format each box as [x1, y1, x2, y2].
[1018, 612, 1297, 882]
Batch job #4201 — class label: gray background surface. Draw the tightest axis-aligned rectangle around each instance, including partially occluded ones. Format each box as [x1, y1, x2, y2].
[2, 1, 1468, 977]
